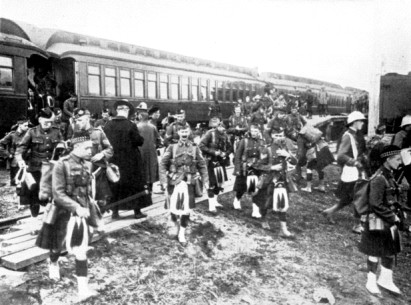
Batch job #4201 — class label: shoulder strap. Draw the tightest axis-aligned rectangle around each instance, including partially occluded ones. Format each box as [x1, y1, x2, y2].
[242, 138, 248, 161]
[344, 131, 358, 159]
[211, 130, 216, 145]
[172, 143, 178, 162]
[192, 145, 197, 161]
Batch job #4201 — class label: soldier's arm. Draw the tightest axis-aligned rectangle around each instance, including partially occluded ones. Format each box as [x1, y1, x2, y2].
[0, 133, 12, 157]
[99, 129, 114, 160]
[15, 131, 32, 165]
[63, 100, 73, 118]
[226, 134, 234, 155]
[52, 160, 82, 213]
[233, 138, 245, 175]
[198, 132, 215, 156]
[159, 145, 172, 186]
[195, 146, 209, 188]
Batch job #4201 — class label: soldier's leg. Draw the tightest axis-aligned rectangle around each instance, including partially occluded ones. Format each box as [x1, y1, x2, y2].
[301, 167, 313, 192]
[178, 214, 190, 244]
[378, 256, 401, 294]
[75, 248, 98, 301]
[365, 256, 380, 294]
[278, 211, 294, 238]
[232, 176, 247, 210]
[49, 250, 61, 280]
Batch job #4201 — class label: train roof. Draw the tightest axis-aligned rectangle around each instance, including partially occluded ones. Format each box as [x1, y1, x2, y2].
[0, 18, 260, 81]
[260, 72, 344, 90]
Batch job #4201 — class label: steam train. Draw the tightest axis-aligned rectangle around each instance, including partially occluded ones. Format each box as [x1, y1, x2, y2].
[0, 18, 362, 135]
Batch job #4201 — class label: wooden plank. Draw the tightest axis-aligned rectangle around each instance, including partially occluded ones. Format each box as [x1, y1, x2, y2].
[1, 234, 34, 247]
[1, 247, 49, 270]
[0, 239, 36, 257]
[0, 229, 37, 241]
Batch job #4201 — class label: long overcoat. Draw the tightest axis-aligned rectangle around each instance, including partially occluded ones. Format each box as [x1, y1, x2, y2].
[137, 121, 160, 184]
[104, 116, 151, 210]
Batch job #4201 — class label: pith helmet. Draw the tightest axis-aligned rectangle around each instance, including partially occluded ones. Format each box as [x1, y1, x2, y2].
[400, 115, 411, 127]
[347, 111, 366, 125]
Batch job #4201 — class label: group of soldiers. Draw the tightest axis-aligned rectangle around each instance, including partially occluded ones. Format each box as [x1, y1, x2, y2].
[0, 90, 337, 301]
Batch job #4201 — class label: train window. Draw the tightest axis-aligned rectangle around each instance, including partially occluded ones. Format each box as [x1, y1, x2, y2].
[120, 69, 131, 97]
[225, 82, 231, 101]
[170, 75, 179, 100]
[160, 74, 168, 99]
[200, 79, 207, 101]
[191, 78, 198, 101]
[104, 67, 116, 96]
[87, 65, 100, 95]
[134, 71, 144, 98]
[181, 77, 189, 100]
[217, 81, 224, 101]
[0, 56, 13, 89]
[210, 81, 216, 101]
[147, 72, 157, 99]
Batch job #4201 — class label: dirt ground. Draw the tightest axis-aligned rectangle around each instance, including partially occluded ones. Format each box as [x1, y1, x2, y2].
[1, 165, 411, 305]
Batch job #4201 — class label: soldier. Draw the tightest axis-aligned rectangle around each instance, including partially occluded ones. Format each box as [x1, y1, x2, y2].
[36, 130, 99, 302]
[199, 118, 233, 214]
[284, 105, 306, 141]
[15, 108, 63, 217]
[318, 87, 329, 117]
[0, 117, 29, 186]
[94, 108, 110, 129]
[61, 93, 77, 124]
[52, 108, 68, 140]
[148, 106, 161, 131]
[68, 108, 113, 163]
[232, 123, 265, 213]
[164, 109, 191, 147]
[252, 126, 296, 237]
[160, 123, 209, 245]
[227, 105, 248, 152]
[249, 102, 267, 134]
[264, 109, 287, 144]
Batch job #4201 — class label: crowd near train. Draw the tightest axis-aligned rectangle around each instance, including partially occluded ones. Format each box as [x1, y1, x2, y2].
[1, 18, 409, 302]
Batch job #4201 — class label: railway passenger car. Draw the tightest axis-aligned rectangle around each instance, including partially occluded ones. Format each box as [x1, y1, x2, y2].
[0, 18, 266, 129]
[260, 72, 355, 115]
[379, 72, 411, 132]
[0, 18, 49, 135]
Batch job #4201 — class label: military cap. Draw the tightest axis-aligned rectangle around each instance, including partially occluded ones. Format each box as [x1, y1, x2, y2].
[102, 108, 109, 114]
[114, 99, 135, 116]
[270, 126, 284, 133]
[38, 107, 54, 119]
[16, 115, 28, 124]
[148, 106, 160, 116]
[380, 145, 401, 159]
[74, 108, 88, 119]
[71, 130, 91, 145]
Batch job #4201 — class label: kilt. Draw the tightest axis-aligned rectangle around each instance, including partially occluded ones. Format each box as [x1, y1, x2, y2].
[168, 183, 195, 210]
[359, 221, 401, 257]
[19, 170, 48, 206]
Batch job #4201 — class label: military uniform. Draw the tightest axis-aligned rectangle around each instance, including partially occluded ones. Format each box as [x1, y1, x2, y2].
[0, 129, 27, 185]
[285, 113, 306, 141]
[199, 129, 233, 200]
[15, 125, 63, 215]
[233, 135, 265, 200]
[249, 111, 267, 133]
[164, 121, 191, 147]
[94, 118, 109, 129]
[227, 114, 248, 152]
[36, 153, 95, 251]
[53, 118, 68, 140]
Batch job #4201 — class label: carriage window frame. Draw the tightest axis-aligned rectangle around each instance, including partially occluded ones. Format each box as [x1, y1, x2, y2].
[0, 56, 13, 90]
[170, 75, 179, 100]
[147, 72, 157, 99]
[134, 70, 145, 98]
[104, 66, 117, 96]
[87, 64, 101, 95]
[200, 79, 207, 101]
[119, 69, 131, 97]
[159, 74, 169, 100]
[181, 76, 189, 100]
[191, 78, 199, 101]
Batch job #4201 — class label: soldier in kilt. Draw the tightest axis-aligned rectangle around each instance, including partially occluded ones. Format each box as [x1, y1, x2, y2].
[36, 130, 100, 302]
[359, 145, 404, 295]
[232, 123, 265, 214]
[199, 118, 233, 214]
[160, 124, 209, 245]
[252, 126, 296, 237]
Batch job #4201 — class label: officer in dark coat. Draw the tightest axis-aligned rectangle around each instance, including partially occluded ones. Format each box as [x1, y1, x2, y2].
[15, 108, 63, 217]
[104, 99, 152, 219]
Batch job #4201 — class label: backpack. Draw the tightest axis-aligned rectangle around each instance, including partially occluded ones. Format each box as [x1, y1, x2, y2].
[353, 169, 389, 215]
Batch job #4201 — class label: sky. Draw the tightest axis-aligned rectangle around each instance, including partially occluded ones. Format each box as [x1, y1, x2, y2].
[1, 0, 410, 92]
